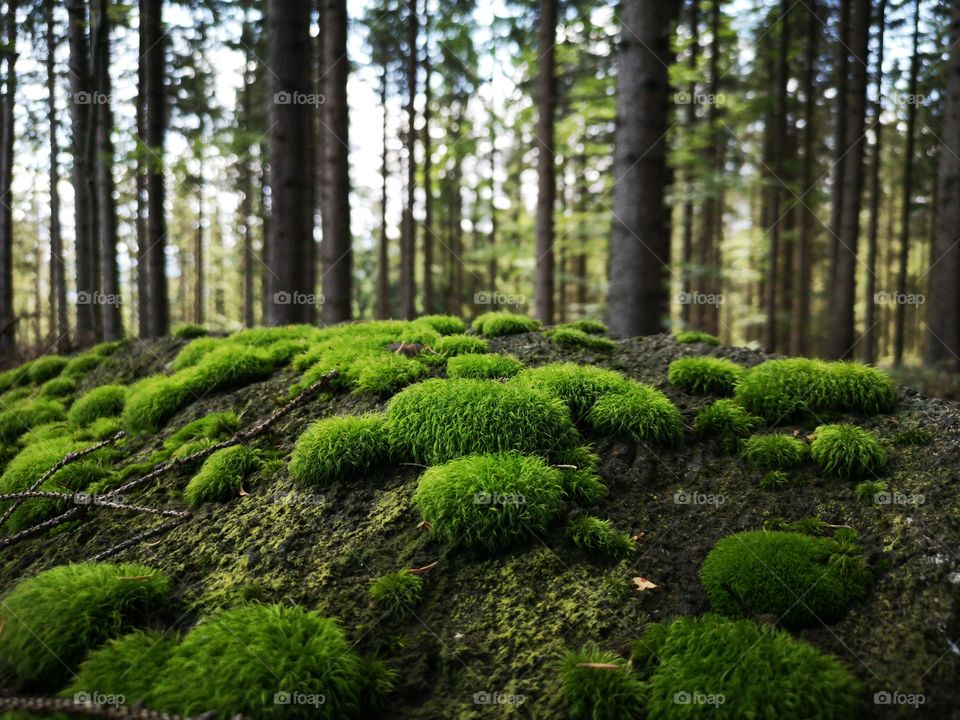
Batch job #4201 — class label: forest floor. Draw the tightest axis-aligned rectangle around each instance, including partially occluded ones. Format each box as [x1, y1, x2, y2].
[1, 328, 959, 718]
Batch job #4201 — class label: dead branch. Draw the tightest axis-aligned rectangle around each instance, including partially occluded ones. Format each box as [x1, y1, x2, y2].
[0, 695, 192, 719]
[92, 517, 190, 561]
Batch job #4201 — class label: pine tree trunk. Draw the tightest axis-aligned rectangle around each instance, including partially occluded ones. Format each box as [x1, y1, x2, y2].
[534, 0, 557, 324]
[46, 0, 68, 352]
[422, 54, 434, 315]
[0, 0, 17, 352]
[377, 67, 390, 320]
[135, 2, 148, 336]
[240, 14, 255, 328]
[399, 1, 418, 319]
[487, 113, 497, 293]
[680, 0, 699, 327]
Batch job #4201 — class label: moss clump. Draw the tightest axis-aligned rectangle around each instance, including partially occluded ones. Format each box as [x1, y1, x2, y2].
[546, 327, 616, 351]
[674, 330, 720, 345]
[810, 423, 887, 478]
[559, 647, 646, 720]
[567, 515, 635, 560]
[149, 604, 387, 719]
[172, 322, 208, 338]
[184, 445, 260, 507]
[350, 353, 426, 396]
[557, 319, 608, 335]
[38, 376, 76, 399]
[741, 433, 809, 469]
[694, 399, 762, 451]
[290, 413, 391, 486]
[587, 384, 683, 446]
[700, 530, 869, 629]
[63, 352, 105, 378]
[78, 416, 123, 441]
[0, 399, 65, 444]
[472, 311, 540, 337]
[893, 426, 932, 446]
[446, 353, 523, 379]
[0, 562, 170, 688]
[413, 452, 566, 551]
[418, 314, 465, 335]
[668, 356, 744, 396]
[554, 445, 608, 505]
[164, 410, 240, 452]
[27, 354, 68, 383]
[760, 470, 791, 490]
[0, 363, 30, 392]
[170, 336, 222, 371]
[369, 570, 423, 615]
[637, 615, 862, 719]
[68, 384, 128, 427]
[854, 479, 887, 502]
[387, 378, 577, 465]
[512, 362, 631, 421]
[432, 333, 488, 358]
[17, 420, 70, 446]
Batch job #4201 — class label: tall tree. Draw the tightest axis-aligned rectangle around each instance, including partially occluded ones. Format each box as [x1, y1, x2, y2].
[608, 0, 673, 336]
[399, 0, 418, 319]
[0, 0, 16, 352]
[534, 0, 557, 324]
[679, 0, 698, 327]
[46, 0, 68, 352]
[422, 50, 434, 314]
[377, 64, 390, 320]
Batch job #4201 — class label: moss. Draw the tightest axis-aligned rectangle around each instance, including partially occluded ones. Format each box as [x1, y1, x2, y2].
[741, 433, 809, 469]
[432, 333, 489, 358]
[0, 562, 170, 688]
[587, 384, 683, 446]
[17, 421, 70, 446]
[700, 530, 870, 629]
[350, 353, 426, 396]
[38, 376, 76, 399]
[369, 570, 423, 616]
[546, 327, 616, 351]
[0, 399, 66, 444]
[810, 424, 888, 478]
[559, 647, 646, 720]
[566, 515, 635, 560]
[694, 399, 762, 451]
[387, 378, 577, 465]
[290, 413, 391, 486]
[557, 319, 608, 335]
[149, 604, 388, 719]
[68, 384, 127, 427]
[855, 479, 888, 502]
[184, 445, 260, 507]
[892, 426, 932, 446]
[674, 330, 720, 345]
[121, 375, 195, 434]
[172, 322, 208, 338]
[638, 615, 862, 719]
[27, 355, 68, 383]
[62, 352, 105, 379]
[90, 339, 128, 356]
[446, 353, 523, 379]
[553, 446, 608, 505]
[760, 470, 790, 490]
[412, 452, 567, 551]
[164, 410, 240, 452]
[77, 416, 123, 441]
[512, 362, 631, 421]
[418, 314, 466, 335]
[668, 356, 744, 396]
[0, 363, 31, 392]
[472, 311, 541, 337]
[170, 336, 222, 371]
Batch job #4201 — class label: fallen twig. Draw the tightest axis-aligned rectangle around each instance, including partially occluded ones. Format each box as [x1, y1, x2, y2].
[0, 695, 191, 719]
[92, 517, 190, 561]
[0, 507, 83, 548]
[0, 492, 190, 517]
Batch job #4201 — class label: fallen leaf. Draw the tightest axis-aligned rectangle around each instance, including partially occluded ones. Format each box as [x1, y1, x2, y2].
[408, 560, 439, 575]
[239, 485, 249, 497]
[417, 520, 432, 531]
[633, 577, 658, 591]
[576, 662, 620, 670]
[631, 532, 646, 542]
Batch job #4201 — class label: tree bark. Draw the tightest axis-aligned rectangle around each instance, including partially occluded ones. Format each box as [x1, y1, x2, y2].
[680, 0, 698, 327]
[0, 0, 17, 352]
[46, 0, 68, 352]
[135, 0, 148, 336]
[534, 0, 557, 324]
[399, 0, 418, 319]
[422, 53, 434, 314]
[240, 12, 255, 328]
[377, 66, 390, 320]
[608, 0, 673, 336]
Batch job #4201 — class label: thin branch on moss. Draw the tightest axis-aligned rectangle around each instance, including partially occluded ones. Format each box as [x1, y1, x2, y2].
[91, 517, 190, 561]
[0, 507, 83, 548]
[0, 695, 192, 719]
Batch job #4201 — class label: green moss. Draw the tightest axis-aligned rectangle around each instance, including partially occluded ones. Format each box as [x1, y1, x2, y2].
[0, 562, 170, 688]
[432, 333, 489, 358]
[164, 410, 240, 452]
[741, 433, 809, 469]
[694, 399, 762, 451]
[90, 339, 128, 356]
[587, 384, 683, 446]
[413, 452, 566, 551]
[418, 314, 466, 335]
[892, 426, 932, 446]
[171, 336, 222, 371]
[811, 424, 888, 477]
[674, 330, 720, 345]
[553, 446, 608, 505]
[0, 363, 30, 392]
[567, 515, 635, 560]
[350, 353, 426, 396]
[121, 376, 192, 434]
[369, 570, 423, 615]
[472, 311, 541, 337]
[512, 362, 631, 421]
[668, 356, 744, 395]
[557, 319, 608, 335]
[387, 378, 577, 465]
[0, 399, 65, 444]
[27, 355, 68, 383]
[290, 413, 391, 486]
[149, 604, 387, 719]
[17, 421, 70, 446]
[700, 530, 869, 629]
[446, 353, 523, 379]
[68, 384, 127, 427]
[38, 376, 76, 399]
[855, 479, 888, 502]
[760, 470, 791, 490]
[172, 322, 208, 338]
[184, 445, 260, 507]
[78, 416, 123, 441]
[546, 327, 616, 351]
[62, 352, 105, 379]
[638, 615, 862, 719]
[559, 647, 646, 720]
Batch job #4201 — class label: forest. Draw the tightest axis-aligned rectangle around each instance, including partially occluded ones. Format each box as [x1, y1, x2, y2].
[0, 0, 960, 719]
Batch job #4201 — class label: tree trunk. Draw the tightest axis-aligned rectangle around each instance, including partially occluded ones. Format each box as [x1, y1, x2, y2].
[826, 0, 870, 359]
[534, 0, 557, 324]
[0, 0, 17, 352]
[377, 66, 390, 320]
[446, 110, 465, 317]
[422, 54, 434, 314]
[46, 0, 68, 352]
[135, 0, 148, 336]
[194, 141, 205, 325]
[925, 0, 960, 367]
[240, 13, 255, 328]
[828, 0, 851, 280]
[487, 111, 497, 293]
[680, 0, 699, 327]
[320, 0, 350, 324]
[399, 1, 418, 319]
[608, 0, 673, 336]
[265, 0, 314, 325]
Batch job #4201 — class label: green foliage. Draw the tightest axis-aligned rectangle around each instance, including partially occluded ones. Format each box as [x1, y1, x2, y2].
[387, 378, 577, 465]
[290, 413, 391, 486]
[472, 311, 541, 337]
[557, 319, 608, 334]
[121, 376, 193, 434]
[810, 424, 888, 477]
[173, 323, 209, 339]
[638, 614, 862, 719]
[553, 445, 608, 505]
[0, 399, 66, 444]
[68, 385, 128, 427]
[38, 376, 76, 399]
[760, 470, 790, 490]
[171, 337, 222, 371]
[78, 416, 123, 441]
[893, 426, 932, 446]
[741, 433, 809, 469]
[512, 362, 631, 421]
[855, 479, 888, 502]
[350, 353, 426, 396]
[0, 363, 30, 392]
[27, 355, 68, 383]
[700, 530, 870, 629]
[587, 384, 684, 446]
[418, 314, 466, 335]
[674, 330, 720, 345]
[546, 327, 616, 351]
[567, 515, 635, 559]
[0, 562, 170, 688]
[91, 339, 128, 356]
[368, 571, 423, 615]
[694, 399, 762, 451]
[559, 647, 646, 720]
[446, 353, 523, 379]
[184, 445, 260, 507]
[164, 411, 240, 452]
[63, 353, 105, 379]
[17, 421, 70, 446]
[667, 357, 745, 395]
[432, 333, 489, 357]
[412, 452, 566, 551]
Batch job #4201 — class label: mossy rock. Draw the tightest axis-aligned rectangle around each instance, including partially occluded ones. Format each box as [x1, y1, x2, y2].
[27, 355, 68, 384]
[289, 413, 391, 486]
[587, 383, 684, 446]
[810, 424, 888, 478]
[546, 327, 616, 352]
[184, 445, 260, 507]
[512, 362, 631, 421]
[668, 356, 745, 396]
[432, 333, 489, 357]
[38, 376, 76, 399]
[418, 314, 466, 335]
[472, 311, 540, 337]
[62, 353, 105, 379]
[446, 353, 523, 379]
[674, 330, 720, 345]
[164, 410, 240, 452]
[172, 322, 208, 339]
[694, 399, 762, 451]
[0, 400, 66, 445]
[741, 433, 809, 469]
[68, 384, 128, 427]
[557, 319, 608, 335]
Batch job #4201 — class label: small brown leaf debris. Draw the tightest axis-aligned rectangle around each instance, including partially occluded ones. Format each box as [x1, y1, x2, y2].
[575, 662, 620, 670]
[631, 532, 646, 542]
[632, 577, 658, 592]
[238, 486, 249, 497]
[417, 520, 432, 531]
[408, 560, 439, 575]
